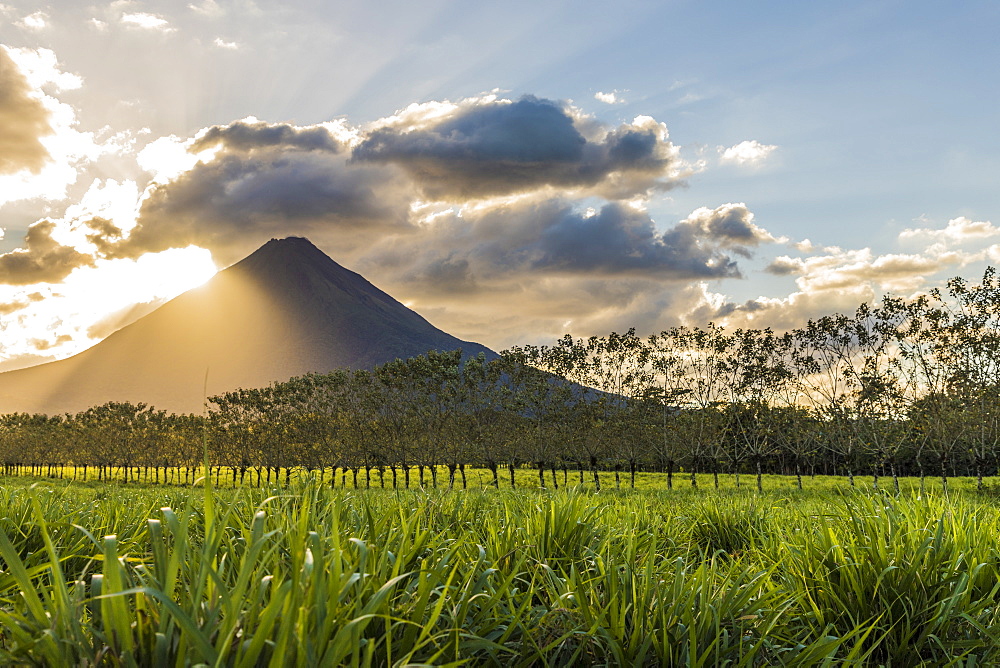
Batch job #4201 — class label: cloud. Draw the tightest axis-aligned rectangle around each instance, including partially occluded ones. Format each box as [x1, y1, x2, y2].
[354, 95, 682, 200]
[31, 334, 72, 351]
[717, 242, 977, 331]
[899, 216, 1000, 246]
[0, 219, 95, 285]
[92, 103, 684, 264]
[0, 46, 53, 175]
[213, 38, 239, 50]
[594, 90, 624, 104]
[342, 197, 788, 349]
[112, 120, 414, 262]
[191, 118, 345, 153]
[533, 203, 745, 277]
[189, 0, 224, 17]
[0, 46, 112, 206]
[718, 139, 777, 167]
[680, 203, 782, 251]
[16, 11, 48, 30]
[121, 12, 174, 32]
[0, 291, 43, 316]
[765, 256, 805, 275]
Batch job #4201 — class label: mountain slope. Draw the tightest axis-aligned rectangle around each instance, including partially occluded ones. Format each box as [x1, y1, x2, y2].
[0, 237, 494, 414]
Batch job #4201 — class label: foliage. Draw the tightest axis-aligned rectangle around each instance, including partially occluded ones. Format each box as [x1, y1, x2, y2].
[6, 481, 1000, 664]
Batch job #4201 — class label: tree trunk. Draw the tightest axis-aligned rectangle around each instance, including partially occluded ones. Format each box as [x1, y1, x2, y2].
[629, 459, 636, 489]
[590, 456, 601, 491]
[537, 462, 546, 489]
[508, 462, 516, 489]
[891, 460, 900, 495]
[666, 459, 673, 490]
[460, 464, 467, 489]
[755, 459, 763, 493]
[550, 463, 558, 489]
[795, 462, 802, 490]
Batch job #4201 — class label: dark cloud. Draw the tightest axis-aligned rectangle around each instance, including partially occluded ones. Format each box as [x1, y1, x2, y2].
[0, 220, 94, 284]
[765, 256, 805, 275]
[84, 217, 125, 254]
[362, 199, 748, 302]
[417, 255, 478, 293]
[64, 109, 685, 268]
[353, 96, 679, 200]
[532, 203, 741, 278]
[0, 47, 53, 175]
[115, 138, 414, 262]
[191, 119, 344, 154]
[684, 203, 775, 247]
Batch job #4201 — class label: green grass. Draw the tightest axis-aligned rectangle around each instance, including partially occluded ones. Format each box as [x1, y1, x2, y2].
[0, 479, 998, 664]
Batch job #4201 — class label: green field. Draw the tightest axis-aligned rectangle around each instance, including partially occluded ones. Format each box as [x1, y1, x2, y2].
[0, 477, 998, 665]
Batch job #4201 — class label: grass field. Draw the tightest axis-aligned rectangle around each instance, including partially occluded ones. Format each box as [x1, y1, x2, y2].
[0, 476, 998, 665]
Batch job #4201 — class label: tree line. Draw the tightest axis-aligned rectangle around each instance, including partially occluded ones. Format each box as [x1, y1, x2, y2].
[4, 269, 1000, 492]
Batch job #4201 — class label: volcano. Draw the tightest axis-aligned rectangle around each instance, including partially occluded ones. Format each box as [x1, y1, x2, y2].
[0, 237, 495, 414]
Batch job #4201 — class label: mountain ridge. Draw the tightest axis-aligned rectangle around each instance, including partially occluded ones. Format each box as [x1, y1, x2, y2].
[0, 237, 494, 414]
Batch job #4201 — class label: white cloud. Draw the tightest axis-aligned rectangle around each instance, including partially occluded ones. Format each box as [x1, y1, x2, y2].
[189, 0, 224, 16]
[728, 237, 985, 331]
[0, 47, 111, 206]
[121, 12, 174, 32]
[17, 11, 48, 30]
[899, 216, 1000, 246]
[137, 134, 209, 181]
[594, 90, 625, 104]
[719, 139, 777, 167]
[213, 37, 239, 50]
[89, 18, 108, 31]
[5, 47, 82, 91]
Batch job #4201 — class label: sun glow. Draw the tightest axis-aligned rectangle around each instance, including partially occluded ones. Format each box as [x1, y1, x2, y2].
[0, 246, 217, 370]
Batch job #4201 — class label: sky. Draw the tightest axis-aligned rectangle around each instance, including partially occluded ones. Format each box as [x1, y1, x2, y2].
[2, 0, 1000, 371]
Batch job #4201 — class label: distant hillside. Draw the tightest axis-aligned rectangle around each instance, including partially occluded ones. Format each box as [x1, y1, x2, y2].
[0, 237, 494, 414]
